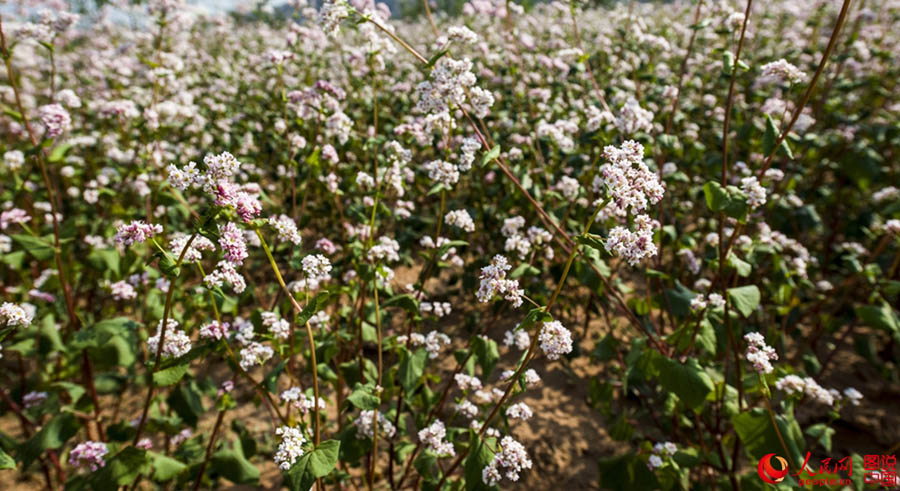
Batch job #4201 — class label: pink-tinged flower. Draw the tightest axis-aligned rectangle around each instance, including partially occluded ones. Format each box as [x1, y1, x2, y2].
[538, 321, 573, 360]
[114, 220, 162, 247]
[0, 302, 33, 327]
[218, 222, 248, 265]
[0, 208, 31, 230]
[38, 103, 71, 138]
[199, 321, 229, 341]
[68, 441, 108, 471]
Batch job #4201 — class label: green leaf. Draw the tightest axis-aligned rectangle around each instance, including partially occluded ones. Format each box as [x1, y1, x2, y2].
[763, 113, 778, 156]
[346, 383, 380, 410]
[10, 234, 55, 261]
[472, 335, 500, 378]
[722, 51, 735, 76]
[0, 448, 15, 470]
[87, 248, 121, 277]
[47, 143, 72, 163]
[763, 114, 793, 159]
[284, 441, 340, 491]
[727, 285, 761, 317]
[855, 304, 900, 337]
[153, 363, 190, 386]
[307, 440, 341, 477]
[284, 453, 315, 491]
[663, 282, 695, 317]
[166, 381, 204, 426]
[51, 381, 86, 404]
[149, 452, 186, 482]
[154, 250, 181, 277]
[17, 413, 80, 470]
[703, 181, 729, 212]
[850, 453, 864, 491]
[211, 444, 260, 485]
[480, 145, 501, 167]
[576, 233, 606, 254]
[509, 262, 539, 279]
[597, 452, 660, 489]
[732, 408, 804, 467]
[805, 423, 835, 453]
[464, 433, 496, 491]
[383, 294, 419, 314]
[71, 318, 137, 350]
[297, 291, 330, 325]
[398, 348, 427, 394]
[653, 356, 715, 410]
[88, 447, 150, 490]
[702, 182, 747, 220]
[727, 253, 752, 277]
[424, 48, 449, 69]
[517, 308, 552, 333]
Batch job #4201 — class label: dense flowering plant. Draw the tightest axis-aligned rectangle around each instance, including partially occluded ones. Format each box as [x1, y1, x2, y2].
[0, 0, 898, 489]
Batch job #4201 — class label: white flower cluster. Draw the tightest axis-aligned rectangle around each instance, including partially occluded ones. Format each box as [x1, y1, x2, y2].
[554, 175, 581, 200]
[423, 159, 460, 188]
[741, 176, 767, 209]
[744, 332, 778, 374]
[415, 57, 494, 120]
[417, 420, 455, 457]
[594, 141, 665, 265]
[758, 59, 806, 85]
[396, 331, 451, 358]
[873, 186, 898, 203]
[274, 426, 306, 470]
[148, 319, 192, 359]
[503, 329, 530, 351]
[456, 400, 479, 419]
[318, 0, 350, 37]
[280, 387, 327, 414]
[169, 233, 215, 263]
[481, 435, 533, 486]
[476, 255, 524, 308]
[419, 236, 464, 268]
[261, 311, 290, 339]
[0, 302, 33, 327]
[538, 321, 573, 360]
[537, 119, 579, 152]
[203, 261, 247, 294]
[501, 216, 553, 260]
[354, 410, 396, 439]
[505, 402, 533, 421]
[167, 151, 261, 223]
[268, 215, 302, 245]
[605, 215, 660, 266]
[690, 292, 725, 311]
[458, 137, 481, 172]
[420, 301, 452, 318]
[648, 441, 677, 470]
[239, 342, 274, 370]
[301, 254, 332, 284]
[368, 236, 401, 263]
[455, 373, 483, 392]
[775, 375, 863, 407]
[595, 140, 665, 218]
[616, 97, 654, 135]
[757, 223, 813, 279]
[500, 368, 541, 387]
[444, 209, 475, 232]
[199, 321, 228, 340]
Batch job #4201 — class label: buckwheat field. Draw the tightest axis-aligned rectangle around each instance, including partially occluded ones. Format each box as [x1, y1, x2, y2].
[1, 0, 899, 489]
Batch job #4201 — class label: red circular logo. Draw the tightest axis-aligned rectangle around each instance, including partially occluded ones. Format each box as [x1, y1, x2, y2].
[758, 453, 789, 484]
